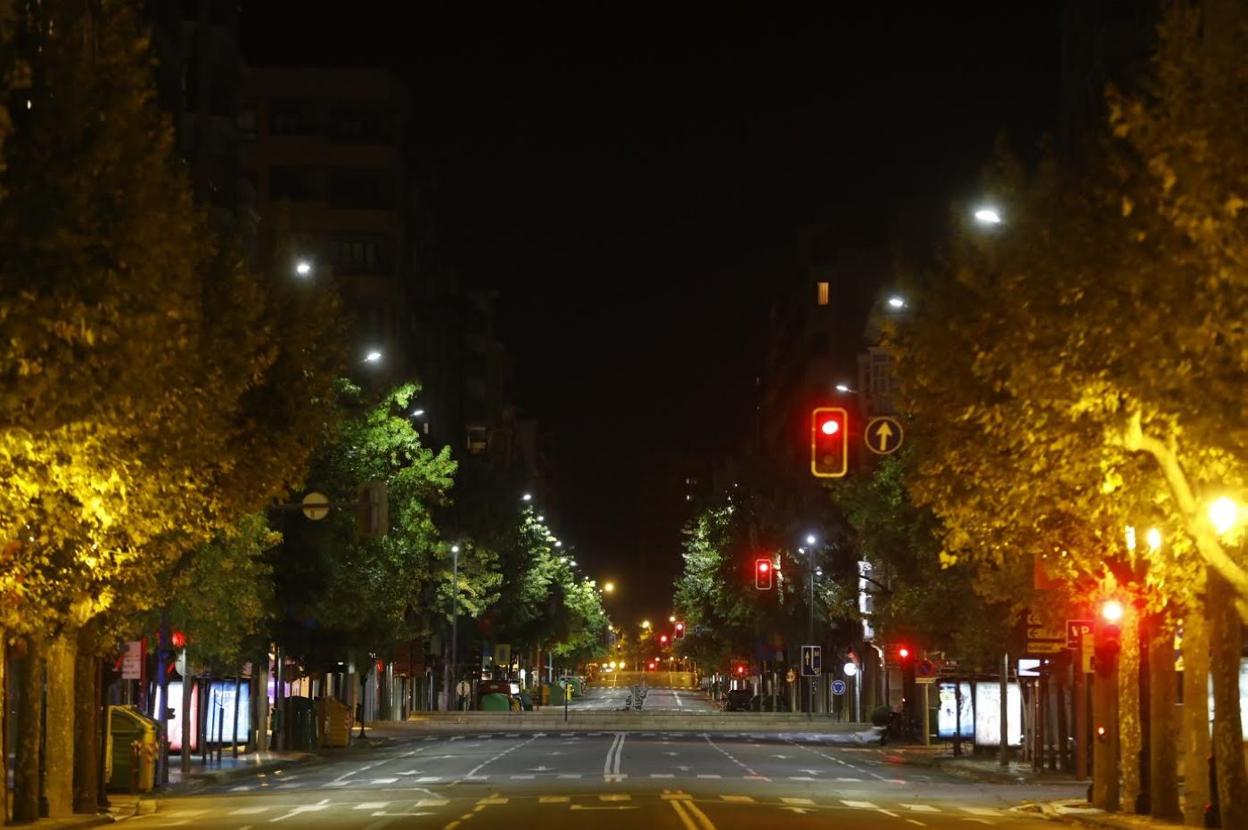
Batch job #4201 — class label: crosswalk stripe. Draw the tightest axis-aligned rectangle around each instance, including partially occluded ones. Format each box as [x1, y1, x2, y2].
[843, 800, 879, 809]
[371, 778, 398, 784]
[354, 802, 390, 810]
[599, 794, 631, 802]
[540, 796, 570, 803]
[720, 795, 753, 803]
[962, 807, 1002, 816]
[415, 800, 450, 807]
[901, 804, 940, 812]
[477, 797, 508, 805]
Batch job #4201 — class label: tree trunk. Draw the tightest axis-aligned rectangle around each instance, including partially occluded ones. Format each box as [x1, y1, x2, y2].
[72, 623, 101, 813]
[1207, 570, 1248, 830]
[1182, 601, 1211, 826]
[1118, 606, 1141, 812]
[1148, 613, 1180, 820]
[43, 629, 77, 818]
[13, 634, 43, 822]
[1, 631, 7, 826]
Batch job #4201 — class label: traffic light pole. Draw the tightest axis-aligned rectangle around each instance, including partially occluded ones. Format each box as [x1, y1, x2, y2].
[808, 547, 815, 716]
[1092, 647, 1119, 810]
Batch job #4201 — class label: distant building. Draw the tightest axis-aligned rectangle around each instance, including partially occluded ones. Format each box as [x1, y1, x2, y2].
[147, 0, 250, 227]
[241, 66, 414, 376]
[638, 450, 717, 571]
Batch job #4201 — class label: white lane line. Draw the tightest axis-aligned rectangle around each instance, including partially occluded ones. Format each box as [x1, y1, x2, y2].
[781, 798, 815, 806]
[835, 777, 863, 782]
[673, 691, 683, 708]
[354, 802, 390, 810]
[463, 734, 540, 780]
[720, 795, 753, 803]
[902, 804, 940, 813]
[510, 775, 536, 780]
[268, 799, 330, 823]
[696, 774, 721, 779]
[603, 732, 627, 781]
[558, 774, 583, 779]
[843, 800, 879, 809]
[962, 807, 1002, 816]
[370, 778, 398, 784]
[906, 820, 927, 827]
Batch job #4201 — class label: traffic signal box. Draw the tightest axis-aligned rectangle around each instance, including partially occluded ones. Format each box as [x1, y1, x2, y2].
[754, 558, 773, 590]
[674, 622, 685, 639]
[811, 407, 849, 478]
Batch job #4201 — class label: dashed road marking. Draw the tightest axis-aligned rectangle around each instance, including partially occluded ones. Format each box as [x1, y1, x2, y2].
[540, 796, 570, 803]
[962, 807, 1002, 816]
[902, 804, 940, 812]
[781, 798, 815, 806]
[907, 820, 927, 827]
[720, 795, 753, 803]
[599, 794, 631, 802]
[843, 800, 879, 809]
[557, 774, 583, 779]
[268, 799, 330, 823]
[476, 796, 508, 805]
[370, 777, 398, 784]
[651, 773, 675, 778]
[696, 774, 721, 779]
[354, 802, 390, 810]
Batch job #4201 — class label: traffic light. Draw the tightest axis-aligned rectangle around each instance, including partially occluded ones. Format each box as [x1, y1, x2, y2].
[811, 407, 849, 478]
[1097, 600, 1123, 657]
[754, 558, 773, 590]
[659, 634, 669, 646]
[735, 663, 747, 676]
[674, 621, 685, 639]
[897, 645, 911, 662]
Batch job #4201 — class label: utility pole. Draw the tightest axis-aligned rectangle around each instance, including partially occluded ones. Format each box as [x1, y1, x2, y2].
[999, 652, 1009, 767]
[448, 544, 460, 711]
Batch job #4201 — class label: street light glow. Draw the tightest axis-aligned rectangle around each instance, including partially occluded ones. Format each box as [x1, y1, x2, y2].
[974, 206, 1003, 225]
[843, 662, 858, 677]
[603, 581, 615, 594]
[1209, 497, 1239, 536]
[450, 545, 460, 554]
[364, 350, 382, 363]
[641, 619, 651, 629]
[1145, 527, 1163, 553]
[411, 409, 425, 417]
[295, 260, 312, 277]
[805, 534, 817, 546]
[1101, 599, 1125, 623]
[522, 493, 532, 501]
[887, 295, 906, 309]
[669, 614, 676, 623]
[835, 383, 852, 393]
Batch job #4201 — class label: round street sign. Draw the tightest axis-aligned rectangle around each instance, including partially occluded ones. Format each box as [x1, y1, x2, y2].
[301, 491, 331, 521]
[916, 658, 936, 678]
[865, 416, 904, 455]
[831, 679, 847, 696]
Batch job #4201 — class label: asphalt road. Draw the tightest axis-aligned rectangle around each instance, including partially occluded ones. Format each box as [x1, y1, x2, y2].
[568, 684, 714, 712]
[133, 690, 1083, 830]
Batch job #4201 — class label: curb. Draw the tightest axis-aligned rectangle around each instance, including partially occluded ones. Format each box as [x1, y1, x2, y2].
[155, 736, 393, 793]
[885, 748, 1082, 786]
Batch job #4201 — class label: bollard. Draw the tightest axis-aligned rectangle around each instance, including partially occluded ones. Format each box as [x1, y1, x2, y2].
[130, 741, 140, 794]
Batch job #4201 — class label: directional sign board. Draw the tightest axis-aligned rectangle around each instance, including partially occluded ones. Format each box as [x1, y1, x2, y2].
[865, 416, 904, 455]
[1065, 619, 1093, 649]
[831, 679, 846, 696]
[1025, 611, 1065, 655]
[801, 644, 822, 677]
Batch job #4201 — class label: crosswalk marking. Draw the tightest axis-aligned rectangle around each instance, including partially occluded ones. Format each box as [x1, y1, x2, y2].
[843, 800, 879, 809]
[540, 796, 570, 803]
[477, 797, 509, 805]
[696, 774, 721, 779]
[370, 778, 398, 784]
[650, 773, 675, 778]
[353, 802, 390, 810]
[962, 807, 1002, 816]
[599, 794, 631, 802]
[415, 776, 443, 783]
[720, 795, 753, 803]
[415, 799, 450, 807]
[901, 804, 940, 812]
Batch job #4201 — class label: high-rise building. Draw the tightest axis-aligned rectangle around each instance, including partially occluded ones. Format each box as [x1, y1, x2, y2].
[241, 67, 414, 375]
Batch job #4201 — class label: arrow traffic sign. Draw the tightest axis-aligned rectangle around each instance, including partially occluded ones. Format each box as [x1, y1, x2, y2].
[831, 679, 846, 696]
[801, 644, 822, 677]
[865, 416, 904, 455]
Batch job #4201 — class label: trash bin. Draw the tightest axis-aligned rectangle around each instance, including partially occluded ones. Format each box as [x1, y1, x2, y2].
[283, 696, 317, 750]
[106, 706, 157, 792]
[547, 682, 566, 706]
[517, 692, 534, 711]
[317, 698, 351, 748]
[480, 693, 510, 711]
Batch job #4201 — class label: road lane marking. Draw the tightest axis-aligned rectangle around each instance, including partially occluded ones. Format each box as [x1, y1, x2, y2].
[669, 799, 700, 830]
[673, 691, 683, 708]
[681, 799, 717, 830]
[907, 820, 927, 827]
[268, 799, 330, 823]
[477, 796, 508, 805]
[416, 776, 443, 783]
[603, 731, 627, 780]
[902, 804, 940, 812]
[843, 800, 879, 809]
[835, 777, 863, 782]
[230, 807, 270, 815]
[719, 795, 752, 803]
[510, 775, 536, 779]
[540, 796, 570, 803]
[354, 802, 390, 810]
[599, 794, 631, 802]
[650, 773, 675, 778]
[962, 807, 1002, 816]
[696, 774, 721, 779]
[371, 777, 398, 784]
[557, 774, 583, 779]
[416, 799, 450, 807]
[781, 798, 815, 806]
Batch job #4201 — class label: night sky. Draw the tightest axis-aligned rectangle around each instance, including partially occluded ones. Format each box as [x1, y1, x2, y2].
[240, 3, 1061, 623]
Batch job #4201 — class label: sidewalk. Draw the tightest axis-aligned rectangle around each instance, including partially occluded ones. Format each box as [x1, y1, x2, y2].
[3, 794, 150, 829]
[1019, 799, 1188, 829]
[884, 743, 1083, 784]
[158, 730, 393, 790]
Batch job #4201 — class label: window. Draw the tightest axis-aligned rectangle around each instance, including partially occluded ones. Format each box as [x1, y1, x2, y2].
[269, 100, 319, 136]
[327, 234, 393, 275]
[268, 166, 321, 201]
[817, 281, 830, 306]
[328, 168, 393, 210]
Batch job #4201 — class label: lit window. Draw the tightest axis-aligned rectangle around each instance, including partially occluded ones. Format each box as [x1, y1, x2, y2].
[817, 282, 830, 306]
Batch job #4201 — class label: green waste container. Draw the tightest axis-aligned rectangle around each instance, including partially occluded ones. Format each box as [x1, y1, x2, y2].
[546, 682, 567, 706]
[282, 696, 317, 750]
[480, 693, 511, 711]
[106, 706, 158, 792]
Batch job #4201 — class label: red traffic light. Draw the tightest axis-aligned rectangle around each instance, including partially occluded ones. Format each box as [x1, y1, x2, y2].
[735, 664, 746, 676]
[754, 558, 774, 590]
[898, 647, 910, 659]
[674, 622, 685, 639]
[811, 407, 849, 478]
[659, 634, 669, 645]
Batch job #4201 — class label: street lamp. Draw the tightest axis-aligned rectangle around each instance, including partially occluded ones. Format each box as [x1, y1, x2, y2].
[603, 581, 615, 594]
[449, 544, 461, 710]
[641, 620, 651, 630]
[295, 259, 313, 277]
[1209, 497, 1239, 536]
[669, 615, 677, 624]
[521, 493, 532, 502]
[805, 534, 817, 546]
[1145, 528, 1163, 553]
[835, 383, 855, 393]
[363, 350, 382, 364]
[886, 295, 906, 309]
[974, 205, 1003, 225]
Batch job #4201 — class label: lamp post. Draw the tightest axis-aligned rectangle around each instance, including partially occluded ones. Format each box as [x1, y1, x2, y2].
[449, 544, 460, 710]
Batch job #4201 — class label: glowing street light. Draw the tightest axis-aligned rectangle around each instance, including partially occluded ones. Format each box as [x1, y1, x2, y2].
[843, 662, 859, 677]
[835, 383, 854, 393]
[521, 493, 532, 502]
[805, 534, 817, 546]
[363, 350, 382, 364]
[641, 620, 652, 630]
[669, 615, 677, 624]
[603, 581, 616, 594]
[295, 259, 313, 277]
[1101, 599, 1125, 623]
[1145, 528, 1163, 553]
[974, 205, 1003, 225]
[886, 295, 906, 309]
[1209, 497, 1239, 536]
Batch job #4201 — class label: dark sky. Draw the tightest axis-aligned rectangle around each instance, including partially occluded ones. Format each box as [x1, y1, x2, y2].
[240, 3, 1061, 623]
